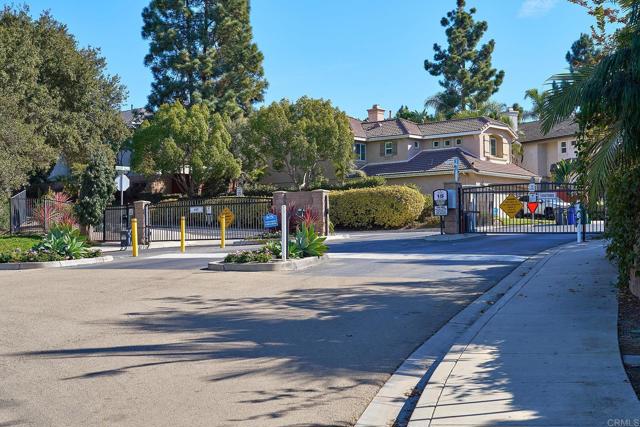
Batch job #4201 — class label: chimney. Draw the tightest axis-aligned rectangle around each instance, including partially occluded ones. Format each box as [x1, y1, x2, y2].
[367, 104, 385, 122]
[506, 108, 519, 132]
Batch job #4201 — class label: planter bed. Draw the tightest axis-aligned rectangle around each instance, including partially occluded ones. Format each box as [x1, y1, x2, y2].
[0, 255, 114, 270]
[208, 255, 326, 272]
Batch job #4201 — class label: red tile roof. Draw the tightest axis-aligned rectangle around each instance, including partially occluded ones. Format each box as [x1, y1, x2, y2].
[361, 148, 536, 178]
[349, 116, 513, 139]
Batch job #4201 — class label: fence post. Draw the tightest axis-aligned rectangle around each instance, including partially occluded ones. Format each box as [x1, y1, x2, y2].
[133, 200, 150, 245]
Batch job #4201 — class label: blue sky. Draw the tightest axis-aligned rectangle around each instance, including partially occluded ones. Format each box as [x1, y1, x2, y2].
[19, 0, 594, 119]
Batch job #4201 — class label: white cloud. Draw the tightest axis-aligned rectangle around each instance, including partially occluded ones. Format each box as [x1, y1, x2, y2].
[518, 0, 558, 18]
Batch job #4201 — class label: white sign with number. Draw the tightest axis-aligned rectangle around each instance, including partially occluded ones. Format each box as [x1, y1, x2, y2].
[190, 206, 204, 214]
[433, 189, 448, 206]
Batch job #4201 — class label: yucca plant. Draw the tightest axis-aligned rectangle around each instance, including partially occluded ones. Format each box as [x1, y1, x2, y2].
[290, 223, 328, 258]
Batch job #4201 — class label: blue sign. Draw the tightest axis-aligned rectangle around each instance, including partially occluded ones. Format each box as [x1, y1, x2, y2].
[263, 213, 278, 228]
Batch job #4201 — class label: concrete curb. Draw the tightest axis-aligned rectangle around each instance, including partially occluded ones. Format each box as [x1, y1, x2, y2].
[0, 255, 114, 270]
[354, 245, 560, 427]
[207, 255, 326, 272]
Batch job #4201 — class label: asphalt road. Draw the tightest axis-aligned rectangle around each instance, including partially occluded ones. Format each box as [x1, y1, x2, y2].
[0, 232, 574, 427]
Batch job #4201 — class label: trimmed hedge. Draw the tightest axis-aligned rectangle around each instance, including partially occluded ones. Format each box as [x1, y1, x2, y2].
[329, 185, 424, 229]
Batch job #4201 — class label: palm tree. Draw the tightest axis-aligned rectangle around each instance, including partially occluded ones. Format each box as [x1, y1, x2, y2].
[550, 159, 577, 183]
[524, 88, 545, 120]
[540, 0, 640, 197]
[424, 90, 460, 119]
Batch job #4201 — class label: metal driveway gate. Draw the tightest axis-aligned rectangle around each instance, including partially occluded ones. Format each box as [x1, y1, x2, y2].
[89, 205, 133, 242]
[461, 183, 606, 234]
[146, 197, 272, 242]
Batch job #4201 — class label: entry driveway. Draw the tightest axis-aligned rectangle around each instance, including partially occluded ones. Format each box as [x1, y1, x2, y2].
[0, 233, 572, 427]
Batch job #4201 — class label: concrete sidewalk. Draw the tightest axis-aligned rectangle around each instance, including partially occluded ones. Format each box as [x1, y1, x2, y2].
[409, 241, 640, 426]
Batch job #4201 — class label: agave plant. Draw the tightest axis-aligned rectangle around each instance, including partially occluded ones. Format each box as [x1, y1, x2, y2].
[290, 224, 328, 258]
[34, 224, 90, 259]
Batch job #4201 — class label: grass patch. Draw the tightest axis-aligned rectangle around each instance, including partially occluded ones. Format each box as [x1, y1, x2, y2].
[0, 235, 42, 252]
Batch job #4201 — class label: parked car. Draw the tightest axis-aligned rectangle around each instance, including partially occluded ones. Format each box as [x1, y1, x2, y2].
[515, 194, 570, 219]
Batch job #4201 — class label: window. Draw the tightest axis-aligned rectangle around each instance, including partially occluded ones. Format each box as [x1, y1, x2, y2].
[561, 141, 567, 154]
[433, 141, 440, 148]
[571, 140, 576, 147]
[354, 143, 366, 161]
[414, 141, 419, 148]
[384, 141, 394, 156]
[490, 138, 497, 156]
[444, 140, 451, 147]
[456, 139, 462, 145]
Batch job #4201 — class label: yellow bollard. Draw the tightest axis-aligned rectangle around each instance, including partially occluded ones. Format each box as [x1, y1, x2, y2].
[220, 215, 226, 249]
[131, 218, 138, 257]
[180, 216, 186, 253]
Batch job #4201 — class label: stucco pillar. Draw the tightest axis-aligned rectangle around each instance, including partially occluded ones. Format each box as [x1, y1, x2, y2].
[272, 190, 330, 236]
[311, 189, 330, 236]
[443, 181, 462, 234]
[133, 200, 150, 244]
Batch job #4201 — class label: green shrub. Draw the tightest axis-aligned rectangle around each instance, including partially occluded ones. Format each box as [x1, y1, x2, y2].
[290, 224, 328, 257]
[330, 185, 424, 229]
[605, 161, 640, 286]
[224, 249, 273, 264]
[0, 196, 9, 233]
[422, 216, 442, 228]
[402, 183, 434, 221]
[309, 176, 386, 191]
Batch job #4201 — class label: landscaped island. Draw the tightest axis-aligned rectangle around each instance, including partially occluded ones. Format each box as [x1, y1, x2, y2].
[224, 223, 328, 265]
[0, 225, 102, 264]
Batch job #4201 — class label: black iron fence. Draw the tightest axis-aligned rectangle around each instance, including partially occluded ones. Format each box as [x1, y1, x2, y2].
[89, 205, 133, 242]
[461, 182, 606, 234]
[145, 196, 272, 242]
[10, 191, 75, 234]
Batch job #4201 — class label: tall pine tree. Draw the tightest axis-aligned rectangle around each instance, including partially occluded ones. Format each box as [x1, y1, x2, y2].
[141, 0, 267, 117]
[565, 33, 600, 72]
[424, 0, 504, 115]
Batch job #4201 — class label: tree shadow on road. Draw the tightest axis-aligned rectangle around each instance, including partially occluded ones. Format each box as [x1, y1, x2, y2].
[10, 272, 512, 424]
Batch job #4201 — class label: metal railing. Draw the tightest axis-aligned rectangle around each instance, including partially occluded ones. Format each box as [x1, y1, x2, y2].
[461, 182, 606, 234]
[10, 191, 74, 234]
[145, 197, 272, 242]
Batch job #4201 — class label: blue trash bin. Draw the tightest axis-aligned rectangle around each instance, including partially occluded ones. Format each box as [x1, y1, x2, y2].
[567, 206, 576, 225]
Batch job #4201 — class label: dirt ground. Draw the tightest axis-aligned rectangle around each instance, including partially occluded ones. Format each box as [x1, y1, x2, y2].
[618, 284, 640, 398]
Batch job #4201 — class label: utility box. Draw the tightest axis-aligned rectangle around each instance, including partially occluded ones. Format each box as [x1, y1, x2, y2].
[447, 189, 457, 209]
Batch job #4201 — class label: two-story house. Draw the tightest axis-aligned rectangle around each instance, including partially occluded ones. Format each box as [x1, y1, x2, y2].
[349, 105, 537, 194]
[518, 118, 578, 181]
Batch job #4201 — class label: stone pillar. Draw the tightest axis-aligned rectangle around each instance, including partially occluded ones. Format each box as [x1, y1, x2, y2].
[271, 190, 330, 236]
[133, 200, 150, 244]
[443, 181, 462, 234]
